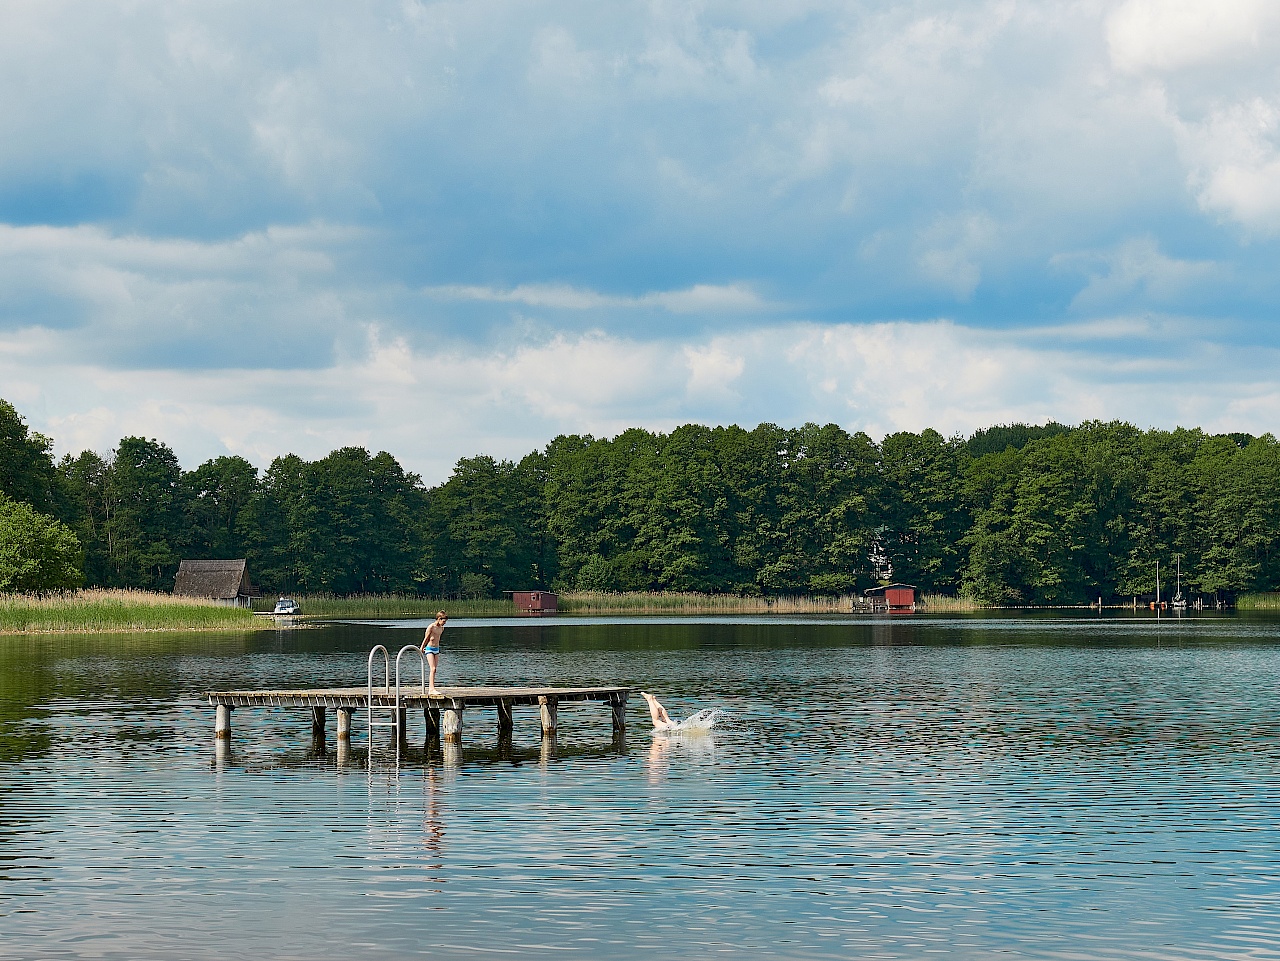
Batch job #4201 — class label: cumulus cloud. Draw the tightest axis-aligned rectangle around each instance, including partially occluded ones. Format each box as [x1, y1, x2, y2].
[8, 319, 1280, 484]
[1107, 0, 1278, 73]
[3, 0, 1280, 471]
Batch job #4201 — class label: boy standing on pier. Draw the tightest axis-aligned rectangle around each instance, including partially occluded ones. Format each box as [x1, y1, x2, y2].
[421, 611, 447, 695]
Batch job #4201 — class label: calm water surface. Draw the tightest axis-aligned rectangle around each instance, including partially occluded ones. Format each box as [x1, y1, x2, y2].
[5, 615, 1280, 960]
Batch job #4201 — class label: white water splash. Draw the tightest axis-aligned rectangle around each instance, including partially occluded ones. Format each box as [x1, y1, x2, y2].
[655, 708, 729, 734]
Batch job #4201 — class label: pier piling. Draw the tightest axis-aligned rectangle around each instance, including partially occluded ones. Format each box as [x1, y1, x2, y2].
[215, 704, 232, 740]
[497, 700, 514, 738]
[440, 705, 463, 742]
[539, 695, 558, 736]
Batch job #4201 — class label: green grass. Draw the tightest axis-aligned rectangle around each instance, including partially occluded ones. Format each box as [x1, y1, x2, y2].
[1237, 593, 1280, 610]
[918, 593, 983, 612]
[247, 590, 986, 620]
[251, 594, 517, 618]
[560, 590, 984, 614]
[0, 589, 263, 634]
[558, 591, 860, 614]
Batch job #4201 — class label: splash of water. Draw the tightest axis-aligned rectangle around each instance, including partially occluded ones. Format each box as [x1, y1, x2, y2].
[656, 708, 729, 734]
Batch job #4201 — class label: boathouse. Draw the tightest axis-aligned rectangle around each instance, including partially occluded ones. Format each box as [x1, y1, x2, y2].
[510, 591, 558, 615]
[174, 559, 258, 608]
[864, 583, 917, 613]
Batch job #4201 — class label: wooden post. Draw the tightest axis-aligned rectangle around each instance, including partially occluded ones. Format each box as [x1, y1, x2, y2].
[425, 707, 440, 739]
[215, 704, 232, 739]
[336, 708, 352, 739]
[611, 693, 627, 734]
[539, 695, 558, 736]
[441, 704, 463, 742]
[311, 706, 326, 737]
[397, 707, 408, 738]
[497, 700, 514, 739]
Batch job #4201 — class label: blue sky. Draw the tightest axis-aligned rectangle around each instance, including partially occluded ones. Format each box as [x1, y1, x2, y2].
[3, 0, 1280, 482]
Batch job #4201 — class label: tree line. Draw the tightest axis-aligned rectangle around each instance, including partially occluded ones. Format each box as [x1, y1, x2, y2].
[2, 397, 1278, 603]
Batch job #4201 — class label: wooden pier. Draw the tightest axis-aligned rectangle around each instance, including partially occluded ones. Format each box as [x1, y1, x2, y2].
[207, 685, 631, 743]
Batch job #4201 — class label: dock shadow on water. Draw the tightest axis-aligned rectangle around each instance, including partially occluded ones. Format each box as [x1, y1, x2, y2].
[8, 615, 1280, 960]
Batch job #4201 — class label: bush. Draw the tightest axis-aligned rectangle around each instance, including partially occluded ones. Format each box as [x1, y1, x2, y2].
[0, 495, 83, 591]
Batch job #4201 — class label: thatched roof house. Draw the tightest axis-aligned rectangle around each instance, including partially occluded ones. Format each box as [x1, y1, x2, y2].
[174, 559, 258, 608]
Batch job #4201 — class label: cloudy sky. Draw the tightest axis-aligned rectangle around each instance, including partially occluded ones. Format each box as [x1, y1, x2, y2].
[3, 0, 1280, 481]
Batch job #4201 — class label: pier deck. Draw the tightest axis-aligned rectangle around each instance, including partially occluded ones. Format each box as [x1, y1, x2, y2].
[207, 685, 631, 742]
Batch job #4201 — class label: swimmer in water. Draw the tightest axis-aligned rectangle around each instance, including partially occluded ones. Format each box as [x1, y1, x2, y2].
[640, 692, 676, 730]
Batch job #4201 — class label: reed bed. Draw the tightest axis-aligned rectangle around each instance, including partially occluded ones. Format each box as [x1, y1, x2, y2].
[561, 591, 984, 614]
[0, 589, 262, 634]
[558, 591, 859, 615]
[1237, 593, 1280, 611]
[251, 590, 987, 620]
[917, 594, 983, 612]
[251, 594, 517, 618]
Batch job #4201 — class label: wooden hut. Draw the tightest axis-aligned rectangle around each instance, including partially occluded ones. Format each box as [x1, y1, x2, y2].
[173, 559, 258, 608]
[863, 583, 917, 613]
[510, 591, 558, 615]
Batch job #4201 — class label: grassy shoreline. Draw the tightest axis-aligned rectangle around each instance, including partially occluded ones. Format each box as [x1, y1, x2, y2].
[0, 589, 263, 634]
[256, 590, 985, 618]
[1, 588, 992, 634]
[1238, 593, 1280, 611]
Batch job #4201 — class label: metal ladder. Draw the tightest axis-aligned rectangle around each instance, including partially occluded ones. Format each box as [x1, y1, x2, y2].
[366, 643, 428, 749]
[367, 644, 397, 740]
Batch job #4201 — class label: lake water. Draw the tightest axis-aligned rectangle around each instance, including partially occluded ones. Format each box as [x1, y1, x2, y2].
[5, 614, 1280, 960]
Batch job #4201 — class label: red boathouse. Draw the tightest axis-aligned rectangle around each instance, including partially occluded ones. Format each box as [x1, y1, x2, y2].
[863, 583, 917, 613]
[510, 591, 559, 615]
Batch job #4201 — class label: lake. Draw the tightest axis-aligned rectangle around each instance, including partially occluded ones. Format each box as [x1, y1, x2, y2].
[4, 614, 1280, 960]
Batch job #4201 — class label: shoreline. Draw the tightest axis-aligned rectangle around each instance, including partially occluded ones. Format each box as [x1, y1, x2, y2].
[2, 587, 1260, 635]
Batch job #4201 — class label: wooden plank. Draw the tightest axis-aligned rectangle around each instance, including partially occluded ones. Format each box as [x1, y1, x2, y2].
[206, 685, 630, 710]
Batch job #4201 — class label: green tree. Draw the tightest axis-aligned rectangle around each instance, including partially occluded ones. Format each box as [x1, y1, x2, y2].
[0, 495, 83, 591]
[424, 454, 545, 595]
[180, 456, 259, 559]
[57, 450, 113, 586]
[245, 448, 425, 594]
[879, 429, 968, 592]
[0, 400, 63, 515]
[105, 437, 184, 588]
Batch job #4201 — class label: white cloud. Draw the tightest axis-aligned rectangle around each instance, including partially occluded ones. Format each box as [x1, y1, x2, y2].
[1053, 236, 1222, 310]
[914, 213, 996, 300]
[10, 318, 1280, 485]
[423, 281, 766, 313]
[1174, 98, 1280, 232]
[1107, 0, 1278, 73]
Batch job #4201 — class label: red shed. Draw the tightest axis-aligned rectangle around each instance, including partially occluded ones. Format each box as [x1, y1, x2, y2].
[510, 591, 558, 615]
[864, 583, 917, 613]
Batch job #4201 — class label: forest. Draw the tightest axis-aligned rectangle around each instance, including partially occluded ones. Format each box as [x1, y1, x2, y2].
[1, 397, 1278, 604]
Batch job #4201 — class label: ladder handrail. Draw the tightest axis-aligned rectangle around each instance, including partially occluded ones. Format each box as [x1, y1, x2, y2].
[367, 644, 397, 732]
[394, 645, 426, 717]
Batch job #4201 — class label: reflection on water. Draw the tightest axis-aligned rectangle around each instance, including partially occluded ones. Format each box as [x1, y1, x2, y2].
[5, 616, 1280, 959]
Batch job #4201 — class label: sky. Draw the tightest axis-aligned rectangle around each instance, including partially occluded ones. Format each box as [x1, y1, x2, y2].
[3, 0, 1280, 483]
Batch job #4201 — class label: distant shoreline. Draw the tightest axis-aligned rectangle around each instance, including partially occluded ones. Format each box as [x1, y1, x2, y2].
[4, 588, 1270, 635]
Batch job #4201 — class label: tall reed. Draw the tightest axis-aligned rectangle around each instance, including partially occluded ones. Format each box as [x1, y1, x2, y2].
[0, 589, 261, 634]
[1237, 593, 1280, 611]
[917, 593, 983, 612]
[558, 591, 859, 614]
[251, 594, 517, 618]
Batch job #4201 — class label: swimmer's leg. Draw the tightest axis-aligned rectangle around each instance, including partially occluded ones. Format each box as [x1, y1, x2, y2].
[641, 692, 667, 729]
